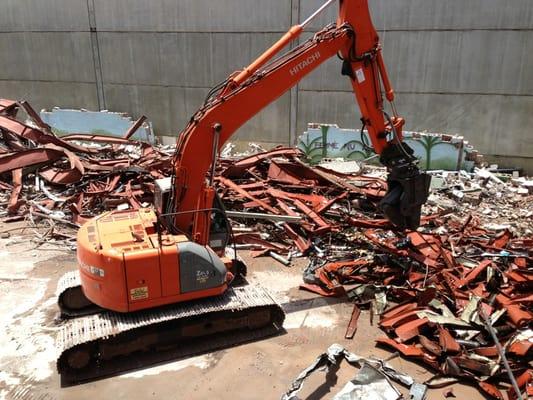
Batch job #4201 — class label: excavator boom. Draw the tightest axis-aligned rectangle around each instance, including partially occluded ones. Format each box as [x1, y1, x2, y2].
[169, 0, 430, 241]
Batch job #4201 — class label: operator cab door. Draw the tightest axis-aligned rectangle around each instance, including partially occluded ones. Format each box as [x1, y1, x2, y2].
[209, 193, 230, 253]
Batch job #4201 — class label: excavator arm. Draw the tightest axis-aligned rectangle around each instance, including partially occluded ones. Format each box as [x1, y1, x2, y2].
[170, 0, 431, 243]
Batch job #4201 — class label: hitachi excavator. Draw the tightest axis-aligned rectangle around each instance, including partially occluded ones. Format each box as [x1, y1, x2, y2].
[55, 0, 430, 385]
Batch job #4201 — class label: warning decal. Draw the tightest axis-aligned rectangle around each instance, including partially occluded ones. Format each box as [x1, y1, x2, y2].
[130, 286, 148, 300]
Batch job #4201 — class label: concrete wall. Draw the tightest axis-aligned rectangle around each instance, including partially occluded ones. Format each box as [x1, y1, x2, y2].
[1, 0, 532, 171]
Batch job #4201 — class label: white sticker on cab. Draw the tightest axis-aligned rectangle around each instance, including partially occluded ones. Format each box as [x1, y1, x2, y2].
[355, 68, 365, 83]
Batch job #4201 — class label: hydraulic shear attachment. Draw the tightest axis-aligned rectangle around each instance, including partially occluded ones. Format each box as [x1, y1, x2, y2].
[379, 143, 431, 230]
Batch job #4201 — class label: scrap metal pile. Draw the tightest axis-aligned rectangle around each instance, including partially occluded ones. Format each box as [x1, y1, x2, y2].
[217, 147, 403, 260]
[0, 99, 172, 240]
[218, 147, 533, 399]
[304, 225, 532, 398]
[1, 98, 532, 398]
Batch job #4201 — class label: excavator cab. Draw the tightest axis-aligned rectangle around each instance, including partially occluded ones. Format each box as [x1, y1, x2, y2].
[154, 177, 231, 252]
[208, 193, 231, 252]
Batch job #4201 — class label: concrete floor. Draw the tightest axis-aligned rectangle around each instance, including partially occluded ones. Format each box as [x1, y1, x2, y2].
[0, 234, 485, 400]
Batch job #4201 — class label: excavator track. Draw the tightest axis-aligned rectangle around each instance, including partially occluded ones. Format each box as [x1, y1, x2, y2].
[55, 283, 284, 386]
[56, 271, 102, 318]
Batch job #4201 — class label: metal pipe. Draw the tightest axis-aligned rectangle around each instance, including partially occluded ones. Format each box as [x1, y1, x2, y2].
[123, 115, 147, 140]
[209, 123, 221, 186]
[376, 49, 395, 103]
[232, 25, 303, 86]
[231, 0, 335, 86]
[390, 101, 399, 119]
[479, 308, 524, 400]
[268, 250, 291, 266]
[225, 210, 302, 223]
[300, 0, 336, 28]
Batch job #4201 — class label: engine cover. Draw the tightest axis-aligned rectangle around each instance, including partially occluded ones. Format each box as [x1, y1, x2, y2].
[178, 241, 228, 293]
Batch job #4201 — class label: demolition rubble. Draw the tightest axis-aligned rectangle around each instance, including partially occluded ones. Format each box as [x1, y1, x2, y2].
[1, 99, 532, 398]
[0, 99, 172, 245]
[218, 144, 532, 399]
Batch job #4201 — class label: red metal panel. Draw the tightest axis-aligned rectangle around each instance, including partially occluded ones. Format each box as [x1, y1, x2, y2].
[124, 249, 162, 306]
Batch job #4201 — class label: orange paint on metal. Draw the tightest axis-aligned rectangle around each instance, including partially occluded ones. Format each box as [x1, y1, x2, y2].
[7, 168, 22, 214]
[216, 176, 279, 214]
[478, 382, 504, 400]
[376, 337, 425, 358]
[473, 346, 499, 358]
[345, 304, 361, 339]
[77, 209, 229, 312]
[438, 326, 461, 354]
[508, 340, 532, 357]
[380, 307, 427, 330]
[395, 317, 429, 342]
[492, 229, 512, 249]
[506, 304, 533, 327]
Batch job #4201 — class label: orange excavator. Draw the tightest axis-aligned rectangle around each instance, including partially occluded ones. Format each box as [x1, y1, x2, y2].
[55, 0, 430, 385]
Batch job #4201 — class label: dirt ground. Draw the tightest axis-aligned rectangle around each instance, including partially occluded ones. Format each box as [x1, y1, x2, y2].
[0, 232, 486, 400]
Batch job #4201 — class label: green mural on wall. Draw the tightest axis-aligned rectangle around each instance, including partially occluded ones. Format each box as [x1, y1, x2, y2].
[298, 124, 479, 171]
[298, 133, 323, 164]
[418, 134, 449, 170]
[341, 139, 376, 161]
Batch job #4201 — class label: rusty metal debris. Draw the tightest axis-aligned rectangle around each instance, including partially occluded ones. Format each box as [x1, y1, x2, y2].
[2, 98, 532, 397]
[345, 304, 361, 339]
[217, 147, 412, 265]
[0, 99, 172, 241]
[216, 141, 532, 399]
[299, 219, 532, 398]
[479, 307, 525, 400]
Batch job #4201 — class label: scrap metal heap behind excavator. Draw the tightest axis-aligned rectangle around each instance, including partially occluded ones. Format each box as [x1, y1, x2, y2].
[55, 0, 430, 385]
